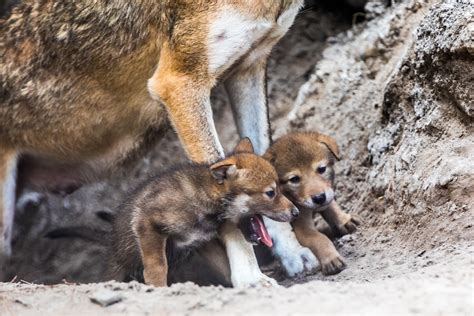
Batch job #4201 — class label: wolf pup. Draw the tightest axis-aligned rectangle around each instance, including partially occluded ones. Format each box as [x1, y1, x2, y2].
[264, 132, 361, 275]
[110, 139, 298, 287]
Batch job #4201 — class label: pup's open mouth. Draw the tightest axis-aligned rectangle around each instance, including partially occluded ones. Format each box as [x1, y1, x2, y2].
[238, 215, 273, 248]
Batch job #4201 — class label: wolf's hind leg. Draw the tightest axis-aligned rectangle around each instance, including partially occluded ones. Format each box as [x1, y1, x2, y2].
[0, 148, 18, 278]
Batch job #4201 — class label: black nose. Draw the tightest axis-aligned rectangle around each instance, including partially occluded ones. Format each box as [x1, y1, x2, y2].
[291, 207, 299, 218]
[312, 192, 326, 205]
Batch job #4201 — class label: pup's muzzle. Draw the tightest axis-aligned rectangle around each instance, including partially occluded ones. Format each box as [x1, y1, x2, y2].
[302, 188, 335, 209]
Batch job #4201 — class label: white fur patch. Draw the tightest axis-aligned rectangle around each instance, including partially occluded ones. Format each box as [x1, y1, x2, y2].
[175, 231, 215, 248]
[263, 217, 318, 277]
[231, 194, 251, 214]
[325, 188, 335, 204]
[237, 3, 302, 71]
[275, 3, 301, 37]
[3, 153, 18, 256]
[208, 8, 272, 74]
[146, 77, 162, 102]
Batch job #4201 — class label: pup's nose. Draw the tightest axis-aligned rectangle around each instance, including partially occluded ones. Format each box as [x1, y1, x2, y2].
[312, 192, 326, 205]
[291, 207, 299, 218]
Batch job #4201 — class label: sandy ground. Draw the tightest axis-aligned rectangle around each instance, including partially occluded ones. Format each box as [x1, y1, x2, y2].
[1, 243, 472, 315]
[1, 1, 473, 315]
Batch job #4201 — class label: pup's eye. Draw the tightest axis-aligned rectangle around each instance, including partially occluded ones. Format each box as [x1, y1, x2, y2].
[265, 190, 276, 199]
[288, 176, 301, 184]
[317, 165, 326, 174]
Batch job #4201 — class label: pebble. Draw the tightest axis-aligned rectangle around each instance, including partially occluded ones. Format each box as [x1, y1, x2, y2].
[90, 290, 124, 307]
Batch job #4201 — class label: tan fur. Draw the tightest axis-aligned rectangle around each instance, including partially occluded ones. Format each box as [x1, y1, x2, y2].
[171, 132, 361, 283]
[110, 139, 297, 287]
[264, 131, 361, 275]
[292, 208, 345, 275]
[0, 0, 304, 280]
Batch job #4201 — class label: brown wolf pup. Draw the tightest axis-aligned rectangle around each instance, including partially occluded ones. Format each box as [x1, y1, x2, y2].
[0, 1, 313, 285]
[109, 139, 298, 287]
[264, 132, 362, 275]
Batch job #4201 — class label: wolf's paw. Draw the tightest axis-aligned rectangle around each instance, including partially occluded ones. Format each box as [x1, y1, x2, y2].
[263, 219, 318, 277]
[320, 253, 346, 275]
[255, 273, 279, 288]
[232, 270, 279, 288]
[334, 214, 362, 237]
[279, 245, 318, 277]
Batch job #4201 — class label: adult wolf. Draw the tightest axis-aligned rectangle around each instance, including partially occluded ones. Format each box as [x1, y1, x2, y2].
[0, 0, 315, 285]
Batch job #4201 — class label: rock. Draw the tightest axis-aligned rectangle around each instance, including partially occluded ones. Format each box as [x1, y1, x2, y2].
[90, 290, 124, 307]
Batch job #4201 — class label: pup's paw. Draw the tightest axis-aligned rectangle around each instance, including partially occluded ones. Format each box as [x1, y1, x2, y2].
[279, 245, 318, 277]
[320, 254, 346, 275]
[334, 214, 362, 237]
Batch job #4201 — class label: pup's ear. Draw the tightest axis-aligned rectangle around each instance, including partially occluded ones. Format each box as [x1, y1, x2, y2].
[318, 134, 341, 161]
[263, 149, 276, 165]
[210, 158, 238, 184]
[234, 138, 254, 154]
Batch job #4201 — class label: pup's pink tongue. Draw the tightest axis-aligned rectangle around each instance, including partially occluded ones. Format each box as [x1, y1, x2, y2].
[250, 215, 273, 248]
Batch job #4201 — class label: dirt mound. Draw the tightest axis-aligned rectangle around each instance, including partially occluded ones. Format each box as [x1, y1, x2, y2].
[1, 1, 473, 315]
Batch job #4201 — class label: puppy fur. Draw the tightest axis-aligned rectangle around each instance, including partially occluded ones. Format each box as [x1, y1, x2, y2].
[264, 131, 361, 275]
[109, 139, 297, 287]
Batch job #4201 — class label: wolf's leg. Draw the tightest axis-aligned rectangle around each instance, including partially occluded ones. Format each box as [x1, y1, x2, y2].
[134, 217, 168, 287]
[220, 221, 277, 288]
[321, 201, 362, 238]
[225, 60, 271, 155]
[0, 147, 17, 279]
[223, 59, 287, 286]
[148, 44, 224, 164]
[226, 59, 317, 278]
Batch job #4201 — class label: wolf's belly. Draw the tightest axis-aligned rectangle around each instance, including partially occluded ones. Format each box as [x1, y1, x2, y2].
[4, 79, 166, 156]
[15, 99, 169, 191]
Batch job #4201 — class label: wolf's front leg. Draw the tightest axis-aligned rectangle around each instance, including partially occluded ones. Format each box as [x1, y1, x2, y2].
[220, 221, 277, 288]
[222, 60, 279, 287]
[224, 60, 271, 155]
[148, 44, 224, 163]
[225, 59, 317, 279]
[264, 218, 318, 277]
